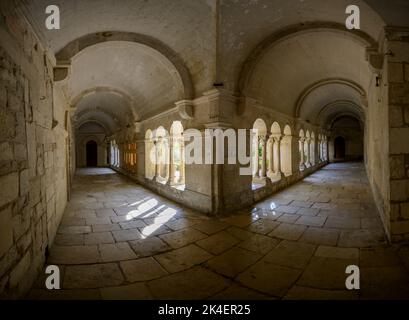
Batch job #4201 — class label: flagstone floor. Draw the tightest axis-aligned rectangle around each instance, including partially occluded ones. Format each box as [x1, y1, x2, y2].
[28, 163, 409, 299]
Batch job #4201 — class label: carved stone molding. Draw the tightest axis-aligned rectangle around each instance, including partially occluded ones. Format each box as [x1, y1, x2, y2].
[175, 100, 194, 120]
[53, 67, 69, 82]
[366, 48, 384, 72]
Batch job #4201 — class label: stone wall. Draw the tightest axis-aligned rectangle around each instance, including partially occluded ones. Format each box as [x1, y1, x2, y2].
[0, 4, 69, 298]
[76, 133, 108, 168]
[387, 27, 409, 241]
[329, 117, 364, 162]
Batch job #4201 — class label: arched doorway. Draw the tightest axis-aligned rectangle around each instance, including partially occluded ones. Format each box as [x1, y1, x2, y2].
[86, 140, 98, 167]
[334, 136, 346, 160]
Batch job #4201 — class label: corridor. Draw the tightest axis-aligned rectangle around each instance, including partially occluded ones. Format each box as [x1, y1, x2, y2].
[28, 163, 409, 300]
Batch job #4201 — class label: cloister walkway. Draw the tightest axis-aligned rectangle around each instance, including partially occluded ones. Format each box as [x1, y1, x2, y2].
[28, 163, 409, 299]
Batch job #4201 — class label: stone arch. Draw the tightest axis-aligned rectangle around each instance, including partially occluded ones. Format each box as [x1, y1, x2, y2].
[295, 78, 367, 119]
[252, 119, 268, 184]
[76, 119, 110, 134]
[154, 126, 170, 183]
[271, 122, 281, 136]
[71, 86, 138, 120]
[237, 22, 378, 95]
[55, 31, 194, 100]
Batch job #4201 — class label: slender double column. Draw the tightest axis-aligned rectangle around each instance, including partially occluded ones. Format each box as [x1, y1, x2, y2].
[273, 135, 283, 178]
[299, 137, 305, 170]
[259, 135, 267, 178]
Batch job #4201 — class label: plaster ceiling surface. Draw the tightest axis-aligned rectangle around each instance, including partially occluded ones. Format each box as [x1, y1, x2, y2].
[319, 102, 365, 127]
[244, 31, 372, 117]
[74, 91, 134, 134]
[220, 0, 385, 91]
[67, 41, 185, 123]
[75, 109, 119, 134]
[298, 83, 364, 123]
[77, 122, 106, 134]
[363, 0, 409, 27]
[18, 0, 216, 95]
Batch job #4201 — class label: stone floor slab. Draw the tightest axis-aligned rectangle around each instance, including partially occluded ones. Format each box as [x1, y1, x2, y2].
[84, 232, 115, 245]
[120, 257, 168, 282]
[264, 240, 316, 269]
[155, 244, 213, 273]
[159, 228, 207, 249]
[129, 237, 170, 257]
[247, 219, 280, 235]
[238, 234, 280, 255]
[112, 229, 143, 242]
[299, 227, 339, 246]
[205, 247, 261, 278]
[100, 283, 153, 300]
[196, 231, 239, 255]
[237, 260, 301, 298]
[63, 263, 124, 289]
[297, 256, 358, 290]
[147, 267, 230, 300]
[48, 245, 100, 265]
[269, 223, 307, 241]
[99, 242, 137, 262]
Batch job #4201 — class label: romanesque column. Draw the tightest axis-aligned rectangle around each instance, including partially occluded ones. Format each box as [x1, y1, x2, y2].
[180, 137, 185, 184]
[253, 134, 260, 178]
[305, 138, 311, 167]
[260, 135, 267, 178]
[274, 135, 283, 177]
[168, 137, 175, 185]
[299, 137, 305, 170]
[267, 136, 274, 177]
[154, 140, 159, 180]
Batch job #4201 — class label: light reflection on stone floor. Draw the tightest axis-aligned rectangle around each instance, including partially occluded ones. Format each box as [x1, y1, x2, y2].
[28, 163, 409, 300]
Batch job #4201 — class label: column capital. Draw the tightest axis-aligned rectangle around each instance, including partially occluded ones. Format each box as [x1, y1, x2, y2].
[175, 100, 194, 120]
[272, 134, 282, 142]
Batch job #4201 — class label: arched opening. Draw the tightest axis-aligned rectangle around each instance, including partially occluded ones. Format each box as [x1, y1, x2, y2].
[269, 122, 282, 181]
[145, 130, 155, 180]
[310, 132, 316, 166]
[154, 126, 170, 184]
[252, 119, 267, 189]
[334, 136, 346, 160]
[299, 129, 305, 171]
[170, 121, 185, 188]
[281, 125, 293, 177]
[304, 130, 311, 168]
[110, 140, 119, 167]
[86, 140, 98, 167]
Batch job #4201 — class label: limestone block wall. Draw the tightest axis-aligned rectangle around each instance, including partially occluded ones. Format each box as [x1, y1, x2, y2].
[0, 6, 69, 298]
[387, 29, 409, 241]
[364, 46, 391, 241]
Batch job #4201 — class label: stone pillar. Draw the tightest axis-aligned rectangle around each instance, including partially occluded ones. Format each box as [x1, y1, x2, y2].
[385, 27, 409, 242]
[260, 135, 267, 178]
[253, 134, 260, 178]
[180, 138, 185, 184]
[168, 137, 175, 185]
[267, 136, 274, 177]
[273, 135, 283, 178]
[318, 139, 322, 162]
[299, 138, 305, 170]
[153, 140, 159, 180]
[305, 138, 311, 167]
